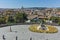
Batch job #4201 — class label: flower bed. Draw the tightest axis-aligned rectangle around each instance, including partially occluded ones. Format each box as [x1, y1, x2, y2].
[29, 24, 58, 33]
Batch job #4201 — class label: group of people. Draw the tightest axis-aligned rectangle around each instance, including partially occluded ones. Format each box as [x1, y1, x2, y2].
[2, 35, 18, 40]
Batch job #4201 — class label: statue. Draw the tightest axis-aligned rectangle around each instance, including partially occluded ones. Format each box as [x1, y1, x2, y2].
[37, 21, 49, 31]
[40, 24, 47, 30]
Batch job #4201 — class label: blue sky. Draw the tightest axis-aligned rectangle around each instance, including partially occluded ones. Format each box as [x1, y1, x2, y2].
[0, 0, 60, 8]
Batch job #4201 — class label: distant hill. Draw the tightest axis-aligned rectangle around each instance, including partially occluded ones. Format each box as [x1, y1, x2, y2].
[23, 7, 48, 10]
[0, 8, 19, 11]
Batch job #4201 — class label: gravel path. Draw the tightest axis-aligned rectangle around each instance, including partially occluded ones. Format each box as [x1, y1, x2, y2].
[0, 25, 60, 40]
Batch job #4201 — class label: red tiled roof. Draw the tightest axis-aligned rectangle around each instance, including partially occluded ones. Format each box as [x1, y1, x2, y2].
[56, 12, 60, 15]
[27, 15, 38, 19]
[38, 15, 46, 19]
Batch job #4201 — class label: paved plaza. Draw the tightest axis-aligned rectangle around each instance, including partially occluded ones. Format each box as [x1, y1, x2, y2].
[0, 25, 60, 40]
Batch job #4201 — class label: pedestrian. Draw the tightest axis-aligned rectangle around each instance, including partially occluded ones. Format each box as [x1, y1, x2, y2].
[16, 36, 18, 40]
[10, 26, 12, 32]
[46, 39, 48, 40]
[30, 37, 32, 40]
[3, 35, 5, 40]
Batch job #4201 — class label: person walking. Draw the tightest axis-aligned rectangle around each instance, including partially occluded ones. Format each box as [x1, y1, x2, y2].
[30, 37, 32, 40]
[16, 36, 18, 40]
[3, 35, 5, 40]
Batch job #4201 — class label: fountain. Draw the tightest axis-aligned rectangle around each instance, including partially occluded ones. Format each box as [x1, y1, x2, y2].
[37, 24, 49, 31]
[29, 21, 58, 33]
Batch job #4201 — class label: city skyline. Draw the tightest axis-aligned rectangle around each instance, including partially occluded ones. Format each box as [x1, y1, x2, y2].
[0, 0, 60, 8]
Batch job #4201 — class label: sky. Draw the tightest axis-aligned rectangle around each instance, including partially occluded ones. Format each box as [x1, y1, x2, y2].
[0, 0, 60, 8]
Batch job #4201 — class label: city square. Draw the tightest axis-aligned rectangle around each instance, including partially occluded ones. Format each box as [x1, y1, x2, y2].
[0, 25, 60, 40]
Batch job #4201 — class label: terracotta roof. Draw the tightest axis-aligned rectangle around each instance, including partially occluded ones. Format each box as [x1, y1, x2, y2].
[56, 12, 60, 15]
[38, 16, 46, 19]
[27, 15, 38, 19]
